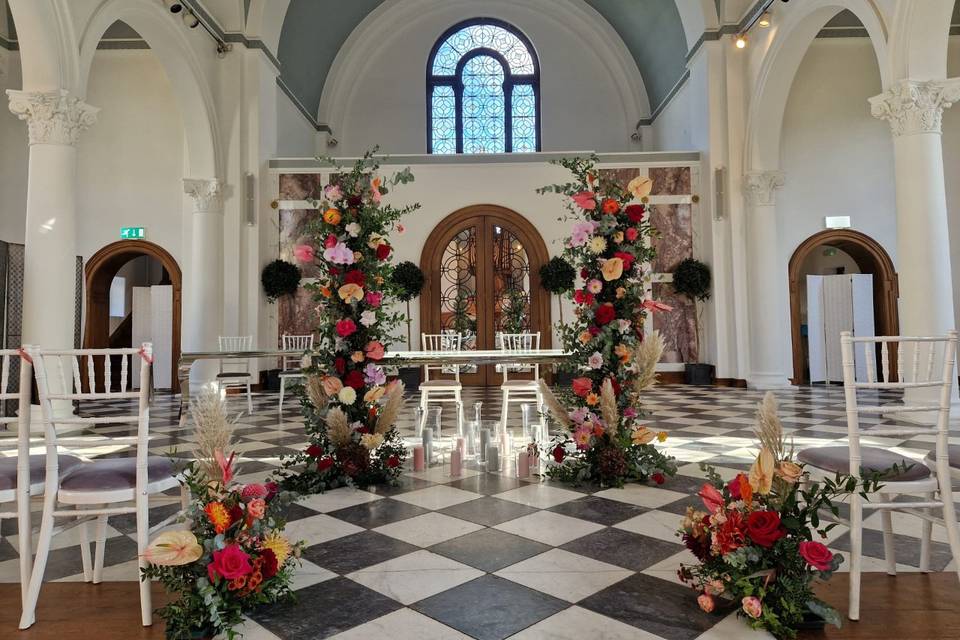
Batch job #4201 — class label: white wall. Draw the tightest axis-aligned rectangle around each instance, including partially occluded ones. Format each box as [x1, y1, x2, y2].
[647, 81, 695, 151]
[0, 50, 28, 244]
[940, 37, 960, 332]
[276, 84, 318, 157]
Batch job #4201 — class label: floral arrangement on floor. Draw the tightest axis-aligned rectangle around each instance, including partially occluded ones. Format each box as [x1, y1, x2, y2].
[677, 392, 885, 639]
[276, 148, 418, 493]
[536, 156, 677, 487]
[143, 391, 302, 640]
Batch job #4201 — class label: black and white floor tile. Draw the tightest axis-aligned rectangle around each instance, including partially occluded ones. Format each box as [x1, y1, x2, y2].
[2, 385, 958, 639]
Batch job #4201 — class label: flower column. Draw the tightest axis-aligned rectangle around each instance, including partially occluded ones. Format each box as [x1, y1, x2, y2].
[743, 170, 792, 389]
[870, 79, 960, 408]
[7, 90, 97, 417]
[183, 178, 224, 389]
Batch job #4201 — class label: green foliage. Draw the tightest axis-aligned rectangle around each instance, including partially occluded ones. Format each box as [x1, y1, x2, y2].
[538, 256, 576, 294]
[391, 261, 425, 302]
[672, 257, 711, 301]
[261, 259, 301, 302]
[500, 287, 528, 334]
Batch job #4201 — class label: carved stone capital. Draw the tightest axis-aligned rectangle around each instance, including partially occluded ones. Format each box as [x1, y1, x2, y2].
[742, 171, 785, 207]
[6, 89, 99, 146]
[869, 79, 960, 137]
[183, 178, 224, 214]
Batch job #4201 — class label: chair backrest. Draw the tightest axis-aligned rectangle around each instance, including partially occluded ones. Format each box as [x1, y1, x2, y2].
[281, 334, 314, 370]
[0, 349, 33, 508]
[219, 336, 253, 374]
[28, 344, 153, 488]
[421, 332, 462, 382]
[496, 332, 541, 380]
[840, 330, 958, 477]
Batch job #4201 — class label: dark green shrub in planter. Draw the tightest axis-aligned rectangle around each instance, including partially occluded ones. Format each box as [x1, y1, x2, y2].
[539, 256, 575, 324]
[672, 258, 714, 385]
[261, 259, 301, 302]
[391, 261, 425, 388]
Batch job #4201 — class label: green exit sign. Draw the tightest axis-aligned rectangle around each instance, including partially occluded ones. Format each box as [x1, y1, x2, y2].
[120, 227, 146, 240]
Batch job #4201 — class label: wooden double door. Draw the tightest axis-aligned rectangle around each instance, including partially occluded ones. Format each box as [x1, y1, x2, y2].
[420, 205, 551, 385]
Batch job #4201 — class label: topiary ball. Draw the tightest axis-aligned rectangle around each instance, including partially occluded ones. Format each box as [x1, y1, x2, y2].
[392, 261, 425, 302]
[672, 258, 711, 301]
[261, 259, 301, 302]
[539, 256, 576, 294]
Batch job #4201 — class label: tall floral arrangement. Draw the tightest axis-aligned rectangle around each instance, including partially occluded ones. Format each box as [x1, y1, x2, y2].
[143, 391, 301, 640]
[677, 392, 886, 639]
[537, 156, 677, 487]
[277, 149, 418, 493]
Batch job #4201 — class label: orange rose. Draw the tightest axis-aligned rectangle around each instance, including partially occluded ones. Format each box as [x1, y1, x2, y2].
[323, 208, 342, 225]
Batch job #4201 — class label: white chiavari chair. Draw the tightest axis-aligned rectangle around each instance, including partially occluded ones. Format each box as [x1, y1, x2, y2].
[419, 333, 464, 435]
[19, 343, 184, 629]
[496, 332, 544, 435]
[0, 348, 80, 625]
[278, 334, 314, 411]
[796, 331, 960, 621]
[218, 335, 254, 415]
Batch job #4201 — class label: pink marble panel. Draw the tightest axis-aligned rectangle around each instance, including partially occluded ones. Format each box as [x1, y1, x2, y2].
[278, 286, 320, 345]
[649, 166, 691, 195]
[652, 282, 698, 363]
[651, 204, 692, 273]
[279, 173, 324, 200]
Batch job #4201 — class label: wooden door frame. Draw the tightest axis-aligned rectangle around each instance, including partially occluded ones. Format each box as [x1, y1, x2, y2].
[788, 229, 898, 384]
[420, 205, 552, 385]
[83, 240, 182, 392]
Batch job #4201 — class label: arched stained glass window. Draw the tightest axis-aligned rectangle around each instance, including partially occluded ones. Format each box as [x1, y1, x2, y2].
[427, 19, 540, 154]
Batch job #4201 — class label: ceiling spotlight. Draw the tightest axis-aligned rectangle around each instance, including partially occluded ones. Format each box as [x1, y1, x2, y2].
[163, 0, 183, 14]
[735, 34, 748, 49]
[758, 12, 771, 27]
[182, 9, 200, 28]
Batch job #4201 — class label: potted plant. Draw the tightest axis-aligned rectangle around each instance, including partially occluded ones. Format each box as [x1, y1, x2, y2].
[391, 261, 425, 389]
[539, 256, 575, 325]
[672, 257, 714, 385]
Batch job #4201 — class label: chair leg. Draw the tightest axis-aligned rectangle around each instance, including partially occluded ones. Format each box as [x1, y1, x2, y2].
[79, 511, 93, 583]
[920, 491, 934, 573]
[848, 492, 863, 621]
[136, 496, 152, 626]
[938, 478, 960, 585]
[93, 511, 108, 584]
[879, 493, 896, 576]
[16, 493, 32, 615]
[20, 492, 57, 629]
[278, 378, 285, 412]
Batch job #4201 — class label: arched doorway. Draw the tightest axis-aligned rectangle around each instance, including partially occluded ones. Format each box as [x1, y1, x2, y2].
[788, 229, 898, 384]
[83, 240, 182, 391]
[420, 205, 551, 385]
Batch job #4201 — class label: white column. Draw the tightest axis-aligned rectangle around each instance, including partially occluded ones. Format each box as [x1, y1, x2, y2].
[743, 170, 793, 389]
[183, 178, 224, 389]
[870, 79, 960, 410]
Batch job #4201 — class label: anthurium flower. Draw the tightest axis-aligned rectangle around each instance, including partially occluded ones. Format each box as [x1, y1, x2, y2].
[749, 448, 775, 494]
[293, 244, 315, 262]
[323, 208, 342, 225]
[601, 257, 624, 281]
[143, 530, 203, 566]
[338, 283, 364, 303]
[571, 191, 596, 210]
[364, 386, 385, 402]
[365, 341, 386, 360]
[627, 175, 653, 199]
[698, 483, 724, 514]
[642, 299, 673, 313]
[320, 375, 342, 396]
[631, 426, 656, 445]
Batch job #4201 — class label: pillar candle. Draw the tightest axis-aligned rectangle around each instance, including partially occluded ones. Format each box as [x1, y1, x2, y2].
[413, 445, 425, 471]
[517, 451, 530, 478]
[421, 428, 433, 464]
[479, 428, 491, 462]
[486, 444, 500, 471]
[450, 449, 462, 477]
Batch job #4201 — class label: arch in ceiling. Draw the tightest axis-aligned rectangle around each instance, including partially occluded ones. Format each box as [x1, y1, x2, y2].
[888, 0, 954, 81]
[744, 0, 888, 171]
[77, 0, 221, 179]
[276, 0, 694, 125]
[6, 0, 81, 93]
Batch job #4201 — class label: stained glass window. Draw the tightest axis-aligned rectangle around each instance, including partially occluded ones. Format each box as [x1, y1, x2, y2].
[427, 19, 540, 154]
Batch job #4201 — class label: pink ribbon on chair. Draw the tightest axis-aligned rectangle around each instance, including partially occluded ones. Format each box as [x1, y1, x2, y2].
[16, 347, 32, 365]
[137, 347, 154, 364]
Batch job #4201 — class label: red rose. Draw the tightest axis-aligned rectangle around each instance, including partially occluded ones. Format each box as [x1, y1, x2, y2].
[571, 377, 593, 398]
[614, 251, 635, 271]
[625, 204, 645, 223]
[336, 318, 357, 337]
[588, 325, 600, 336]
[580, 268, 589, 279]
[573, 289, 594, 306]
[306, 444, 324, 458]
[601, 198, 620, 214]
[799, 541, 834, 571]
[317, 456, 335, 471]
[652, 472, 665, 485]
[344, 370, 364, 389]
[376, 244, 392, 260]
[324, 234, 338, 249]
[386, 455, 400, 468]
[594, 303, 616, 325]
[260, 548, 279, 579]
[552, 444, 566, 463]
[334, 357, 346, 374]
[344, 269, 366, 286]
[746, 511, 785, 548]
[207, 544, 252, 582]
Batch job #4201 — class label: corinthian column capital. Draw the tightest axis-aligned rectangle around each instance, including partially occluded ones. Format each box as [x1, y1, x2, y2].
[183, 178, 224, 214]
[869, 79, 960, 137]
[742, 170, 785, 207]
[6, 89, 99, 146]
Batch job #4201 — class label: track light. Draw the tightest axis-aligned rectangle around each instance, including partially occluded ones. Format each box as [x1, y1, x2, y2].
[735, 34, 748, 49]
[758, 12, 771, 27]
[163, 0, 183, 14]
[182, 9, 200, 28]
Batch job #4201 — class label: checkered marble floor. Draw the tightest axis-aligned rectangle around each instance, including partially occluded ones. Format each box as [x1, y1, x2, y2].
[2, 385, 958, 640]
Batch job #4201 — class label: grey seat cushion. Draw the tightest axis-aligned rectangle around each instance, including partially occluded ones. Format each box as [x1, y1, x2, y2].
[420, 380, 461, 387]
[925, 445, 960, 468]
[798, 446, 930, 482]
[0, 455, 82, 492]
[59, 456, 175, 492]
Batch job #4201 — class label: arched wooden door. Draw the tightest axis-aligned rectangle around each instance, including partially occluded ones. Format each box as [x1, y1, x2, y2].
[421, 205, 551, 385]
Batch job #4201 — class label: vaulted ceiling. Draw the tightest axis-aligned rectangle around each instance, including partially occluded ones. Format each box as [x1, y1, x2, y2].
[276, 0, 689, 122]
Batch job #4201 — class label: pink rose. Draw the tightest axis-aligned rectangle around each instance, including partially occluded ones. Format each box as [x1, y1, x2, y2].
[207, 544, 252, 582]
[246, 498, 266, 520]
[799, 541, 834, 571]
[697, 593, 715, 613]
[293, 244, 315, 262]
[365, 291, 383, 307]
[335, 318, 357, 337]
[741, 596, 762, 619]
[365, 341, 385, 361]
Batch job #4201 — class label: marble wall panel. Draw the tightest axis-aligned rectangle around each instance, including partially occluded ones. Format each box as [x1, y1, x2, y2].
[650, 204, 692, 274]
[648, 167, 691, 195]
[278, 286, 320, 345]
[279, 209, 323, 279]
[652, 282, 698, 363]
